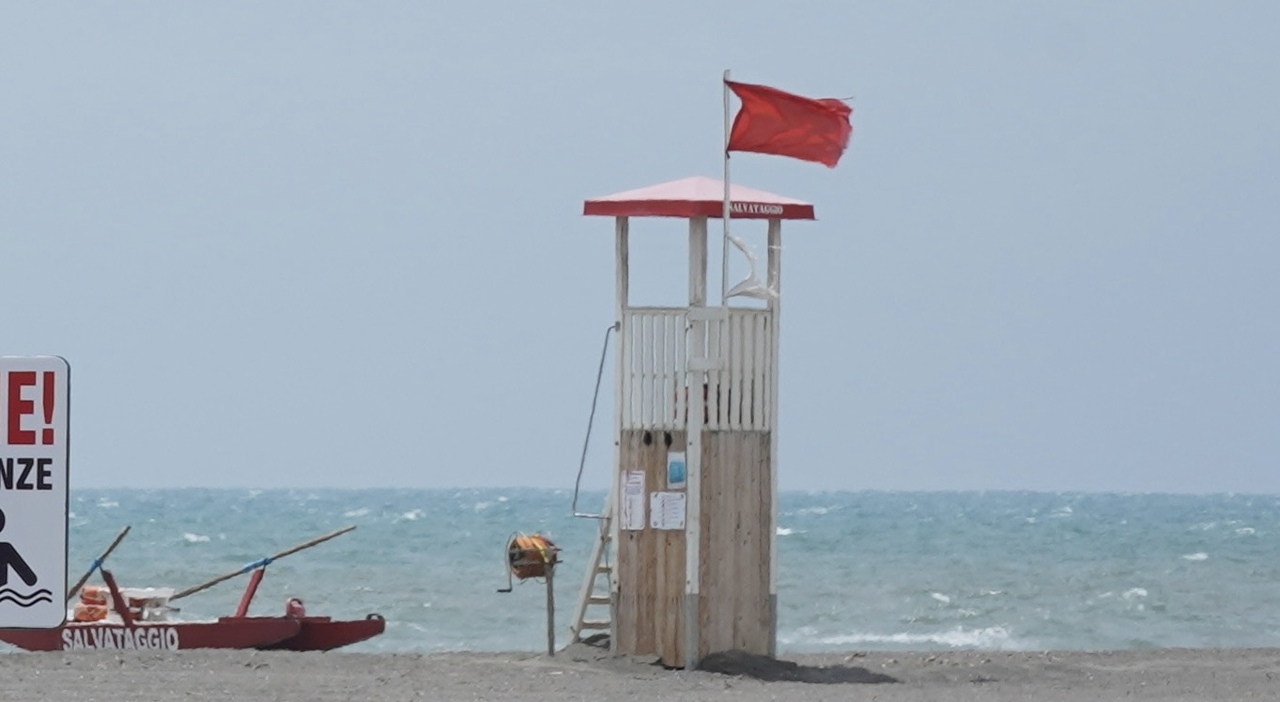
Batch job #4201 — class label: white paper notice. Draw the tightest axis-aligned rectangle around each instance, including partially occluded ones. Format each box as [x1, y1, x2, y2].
[649, 491, 687, 530]
[621, 470, 646, 531]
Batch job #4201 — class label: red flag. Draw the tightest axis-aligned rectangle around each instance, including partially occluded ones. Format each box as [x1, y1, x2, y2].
[725, 80, 853, 168]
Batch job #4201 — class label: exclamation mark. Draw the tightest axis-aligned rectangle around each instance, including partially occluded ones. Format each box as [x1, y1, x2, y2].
[42, 371, 55, 445]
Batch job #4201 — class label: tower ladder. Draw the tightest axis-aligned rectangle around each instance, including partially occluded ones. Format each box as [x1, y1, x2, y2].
[569, 500, 614, 644]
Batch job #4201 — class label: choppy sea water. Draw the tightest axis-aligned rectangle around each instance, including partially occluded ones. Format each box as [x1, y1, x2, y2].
[18, 489, 1280, 654]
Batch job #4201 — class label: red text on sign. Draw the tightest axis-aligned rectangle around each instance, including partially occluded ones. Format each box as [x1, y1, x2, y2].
[5, 371, 56, 445]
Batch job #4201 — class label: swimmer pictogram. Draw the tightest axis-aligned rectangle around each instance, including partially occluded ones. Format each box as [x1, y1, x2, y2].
[0, 507, 50, 608]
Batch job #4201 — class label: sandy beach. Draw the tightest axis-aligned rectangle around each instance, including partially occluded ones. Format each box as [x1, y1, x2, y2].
[2, 645, 1278, 701]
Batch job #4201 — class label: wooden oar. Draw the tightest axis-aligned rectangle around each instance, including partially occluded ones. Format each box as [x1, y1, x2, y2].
[171, 525, 357, 601]
[67, 525, 131, 602]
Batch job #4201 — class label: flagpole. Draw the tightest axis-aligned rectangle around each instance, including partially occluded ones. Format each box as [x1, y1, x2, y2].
[721, 69, 731, 306]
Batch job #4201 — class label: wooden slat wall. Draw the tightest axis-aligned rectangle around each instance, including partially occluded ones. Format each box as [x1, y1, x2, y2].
[698, 430, 772, 659]
[621, 309, 686, 431]
[614, 428, 687, 665]
[620, 307, 771, 433]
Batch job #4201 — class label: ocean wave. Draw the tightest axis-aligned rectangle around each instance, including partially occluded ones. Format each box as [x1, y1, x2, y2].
[182, 532, 210, 543]
[1181, 552, 1208, 561]
[818, 626, 1015, 649]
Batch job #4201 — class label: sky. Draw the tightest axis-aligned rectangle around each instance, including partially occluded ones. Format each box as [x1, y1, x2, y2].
[2, 2, 1277, 493]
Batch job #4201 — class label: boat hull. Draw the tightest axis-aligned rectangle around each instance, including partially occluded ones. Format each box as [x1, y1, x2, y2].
[259, 615, 386, 651]
[0, 618, 301, 652]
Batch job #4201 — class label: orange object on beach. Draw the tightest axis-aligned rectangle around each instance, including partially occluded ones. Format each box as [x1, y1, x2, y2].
[72, 603, 108, 622]
[507, 534, 558, 580]
[79, 585, 108, 606]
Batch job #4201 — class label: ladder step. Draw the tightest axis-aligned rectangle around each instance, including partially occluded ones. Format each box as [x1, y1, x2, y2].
[578, 620, 611, 630]
[587, 595, 610, 605]
[595, 565, 612, 574]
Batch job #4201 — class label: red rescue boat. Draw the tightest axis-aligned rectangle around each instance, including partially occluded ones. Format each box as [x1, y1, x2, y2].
[0, 526, 385, 653]
[0, 570, 301, 652]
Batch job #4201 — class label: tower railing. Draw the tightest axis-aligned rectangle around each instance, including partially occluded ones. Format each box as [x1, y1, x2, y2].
[620, 306, 773, 432]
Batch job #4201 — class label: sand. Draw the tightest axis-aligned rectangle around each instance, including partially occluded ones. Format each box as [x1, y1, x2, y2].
[2, 645, 1278, 701]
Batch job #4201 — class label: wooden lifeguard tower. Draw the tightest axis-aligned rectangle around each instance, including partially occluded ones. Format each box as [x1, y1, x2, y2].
[570, 175, 816, 669]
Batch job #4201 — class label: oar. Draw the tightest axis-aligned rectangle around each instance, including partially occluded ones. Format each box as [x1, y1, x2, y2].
[67, 525, 131, 602]
[171, 525, 357, 601]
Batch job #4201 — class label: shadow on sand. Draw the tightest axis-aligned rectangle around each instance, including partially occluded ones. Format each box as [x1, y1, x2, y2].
[698, 650, 899, 684]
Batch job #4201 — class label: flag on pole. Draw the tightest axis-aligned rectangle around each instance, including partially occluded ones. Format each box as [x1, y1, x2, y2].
[725, 80, 853, 168]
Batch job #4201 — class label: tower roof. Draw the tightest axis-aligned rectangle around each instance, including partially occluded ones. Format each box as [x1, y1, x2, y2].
[583, 176, 815, 220]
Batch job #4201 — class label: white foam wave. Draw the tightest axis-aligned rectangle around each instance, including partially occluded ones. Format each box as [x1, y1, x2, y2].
[776, 527, 803, 536]
[1236, 527, 1255, 535]
[474, 501, 493, 512]
[97, 498, 119, 508]
[343, 507, 371, 518]
[820, 626, 1014, 649]
[400, 509, 424, 521]
[1122, 587, 1148, 599]
[931, 592, 951, 604]
[1181, 552, 1208, 561]
[183, 533, 210, 543]
[797, 506, 830, 516]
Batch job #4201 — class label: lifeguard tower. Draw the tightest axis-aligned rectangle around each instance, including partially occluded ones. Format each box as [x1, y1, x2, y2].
[570, 175, 816, 669]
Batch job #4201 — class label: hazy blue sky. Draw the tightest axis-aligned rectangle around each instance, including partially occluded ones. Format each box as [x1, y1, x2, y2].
[3, 2, 1277, 492]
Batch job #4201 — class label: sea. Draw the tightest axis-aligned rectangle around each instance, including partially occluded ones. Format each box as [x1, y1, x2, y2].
[23, 489, 1280, 654]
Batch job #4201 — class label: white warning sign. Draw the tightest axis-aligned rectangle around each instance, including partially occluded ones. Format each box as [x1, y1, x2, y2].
[0, 356, 69, 628]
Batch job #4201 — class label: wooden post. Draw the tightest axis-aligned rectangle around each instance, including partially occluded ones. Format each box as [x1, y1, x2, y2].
[545, 563, 556, 657]
[611, 216, 629, 655]
[683, 216, 710, 670]
[766, 218, 782, 657]
[690, 217, 707, 306]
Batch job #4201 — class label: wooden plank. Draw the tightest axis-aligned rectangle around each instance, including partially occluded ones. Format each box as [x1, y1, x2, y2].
[621, 312, 634, 427]
[635, 430, 657, 656]
[614, 430, 640, 655]
[750, 313, 765, 429]
[640, 313, 652, 428]
[730, 313, 744, 430]
[691, 431, 774, 659]
[696, 433, 715, 658]
[653, 429, 686, 666]
[737, 434, 761, 651]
